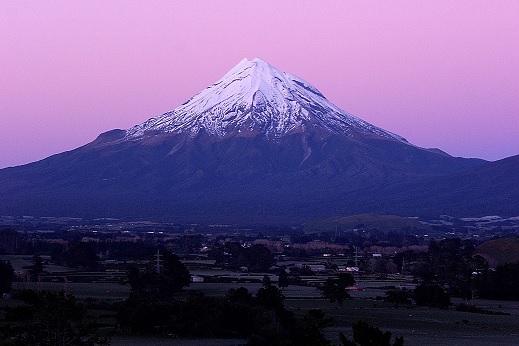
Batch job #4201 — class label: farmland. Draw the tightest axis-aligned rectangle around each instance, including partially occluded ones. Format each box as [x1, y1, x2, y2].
[2, 221, 519, 345]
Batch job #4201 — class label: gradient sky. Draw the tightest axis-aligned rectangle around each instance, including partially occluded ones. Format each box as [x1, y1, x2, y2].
[1, 1, 518, 169]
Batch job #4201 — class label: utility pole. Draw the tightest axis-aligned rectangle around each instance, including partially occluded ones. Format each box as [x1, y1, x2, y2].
[354, 246, 360, 283]
[401, 256, 405, 276]
[155, 250, 162, 274]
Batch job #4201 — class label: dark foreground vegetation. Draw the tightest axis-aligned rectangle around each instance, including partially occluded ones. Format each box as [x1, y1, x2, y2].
[1, 285, 405, 346]
[0, 290, 110, 345]
[1, 218, 519, 345]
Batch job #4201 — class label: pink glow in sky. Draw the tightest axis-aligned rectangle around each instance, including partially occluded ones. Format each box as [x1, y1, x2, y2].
[1, 1, 518, 168]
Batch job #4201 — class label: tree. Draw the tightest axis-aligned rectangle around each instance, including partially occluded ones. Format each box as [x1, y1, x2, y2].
[418, 238, 488, 299]
[246, 244, 275, 272]
[476, 262, 519, 301]
[0, 260, 14, 294]
[209, 242, 246, 269]
[369, 258, 398, 275]
[0, 229, 21, 254]
[339, 320, 404, 346]
[262, 274, 272, 287]
[30, 254, 44, 282]
[255, 284, 286, 312]
[320, 273, 355, 307]
[117, 285, 297, 342]
[51, 242, 98, 270]
[385, 289, 412, 306]
[414, 284, 451, 309]
[226, 287, 253, 304]
[209, 242, 274, 272]
[127, 250, 190, 298]
[278, 269, 289, 291]
[290, 309, 333, 346]
[161, 251, 191, 292]
[2, 290, 109, 345]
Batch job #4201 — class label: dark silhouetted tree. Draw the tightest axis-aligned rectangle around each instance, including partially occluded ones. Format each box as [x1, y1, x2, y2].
[278, 268, 289, 291]
[0, 260, 14, 294]
[477, 262, 519, 301]
[2, 290, 109, 345]
[262, 274, 272, 287]
[246, 244, 275, 272]
[255, 284, 286, 313]
[291, 309, 333, 346]
[210, 242, 274, 272]
[415, 284, 451, 308]
[385, 289, 412, 306]
[30, 254, 44, 282]
[127, 250, 190, 298]
[51, 242, 98, 270]
[226, 286, 253, 304]
[418, 238, 488, 299]
[339, 320, 404, 346]
[320, 273, 355, 307]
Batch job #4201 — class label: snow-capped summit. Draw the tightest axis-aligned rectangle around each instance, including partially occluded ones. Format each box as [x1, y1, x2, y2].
[126, 58, 407, 142]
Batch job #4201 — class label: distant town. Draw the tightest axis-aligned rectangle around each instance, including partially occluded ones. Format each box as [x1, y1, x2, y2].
[2, 213, 519, 243]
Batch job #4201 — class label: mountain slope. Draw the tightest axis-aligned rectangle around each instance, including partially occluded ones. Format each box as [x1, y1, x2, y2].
[476, 237, 519, 267]
[0, 58, 504, 224]
[0, 129, 484, 223]
[401, 154, 519, 217]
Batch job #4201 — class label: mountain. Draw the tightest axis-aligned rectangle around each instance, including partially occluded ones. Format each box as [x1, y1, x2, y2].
[0, 58, 514, 224]
[126, 58, 406, 142]
[476, 237, 519, 267]
[403, 154, 519, 217]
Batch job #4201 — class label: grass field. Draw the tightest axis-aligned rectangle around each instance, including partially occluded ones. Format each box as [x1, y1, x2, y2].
[286, 298, 519, 346]
[110, 337, 246, 346]
[106, 292, 519, 345]
[4, 282, 519, 345]
[179, 277, 519, 345]
[11, 281, 130, 301]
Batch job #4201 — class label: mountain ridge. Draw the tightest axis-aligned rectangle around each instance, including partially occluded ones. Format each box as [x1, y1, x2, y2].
[1, 58, 516, 224]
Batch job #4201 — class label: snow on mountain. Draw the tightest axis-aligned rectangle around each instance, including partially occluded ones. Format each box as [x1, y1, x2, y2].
[126, 58, 407, 143]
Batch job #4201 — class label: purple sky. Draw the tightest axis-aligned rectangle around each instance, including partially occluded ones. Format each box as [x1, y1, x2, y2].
[1, 1, 518, 169]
